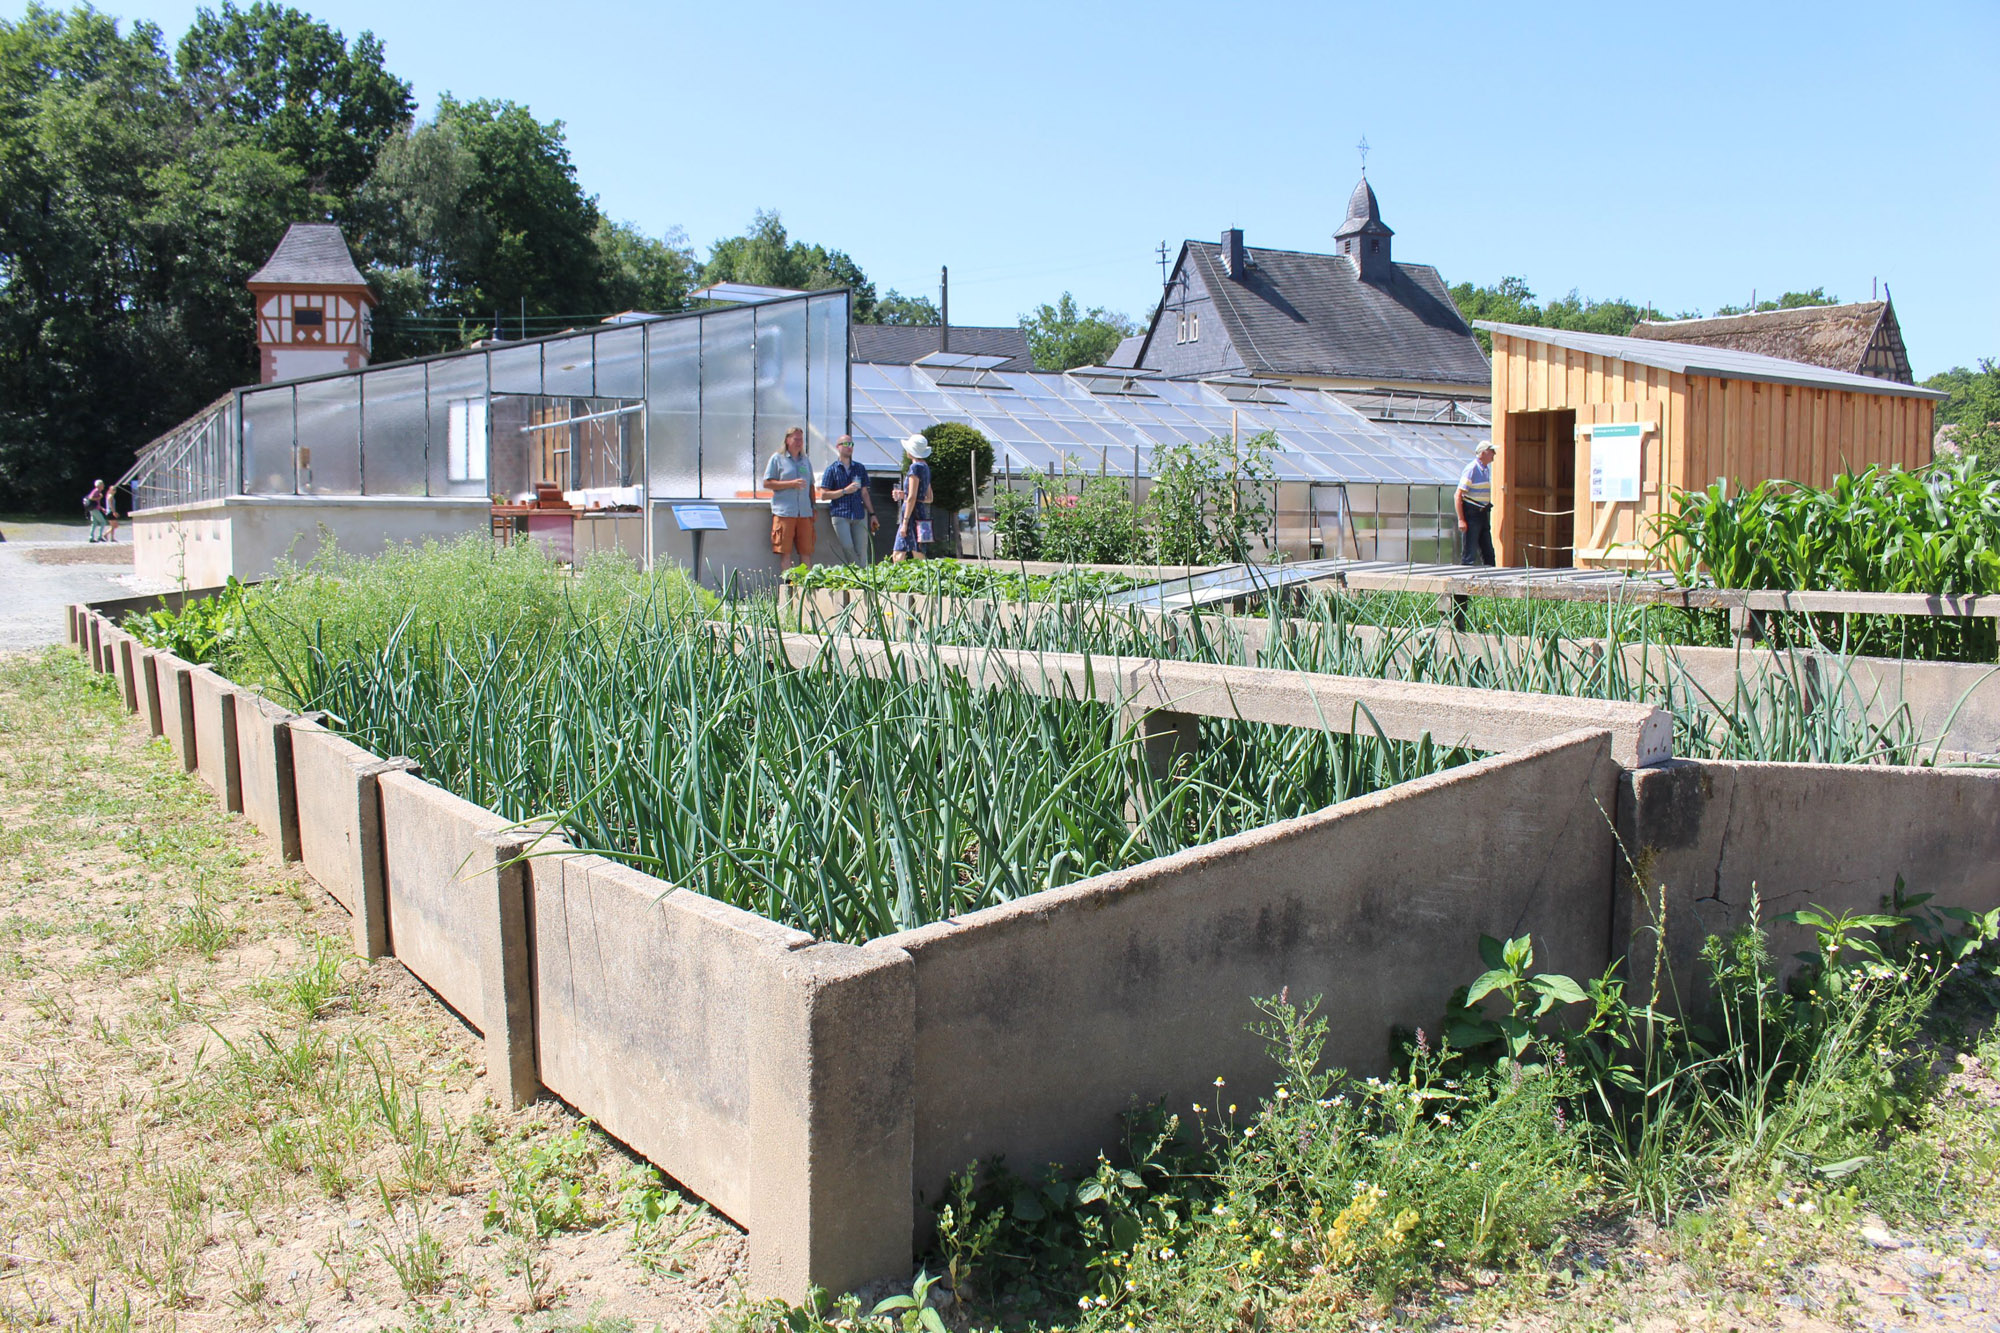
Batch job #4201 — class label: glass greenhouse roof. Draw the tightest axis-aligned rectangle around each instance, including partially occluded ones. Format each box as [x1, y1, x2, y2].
[848, 363, 1488, 485]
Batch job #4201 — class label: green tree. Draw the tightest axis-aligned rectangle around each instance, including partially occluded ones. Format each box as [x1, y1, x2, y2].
[700, 210, 878, 320]
[0, 4, 307, 510]
[1448, 277, 1687, 352]
[1019, 293, 1135, 371]
[433, 96, 605, 327]
[1713, 287, 1840, 316]
[874, 290, 940, 326]
[596, 219, 697, 316]
[1927, 360, 2000, 472]
[177, 1, 411, 197]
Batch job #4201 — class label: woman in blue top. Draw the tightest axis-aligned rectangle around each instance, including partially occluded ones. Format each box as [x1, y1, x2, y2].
[891, 433, 933, 562]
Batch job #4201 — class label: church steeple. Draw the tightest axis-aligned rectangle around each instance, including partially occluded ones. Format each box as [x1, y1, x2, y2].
[1334, 176, 1395, 282]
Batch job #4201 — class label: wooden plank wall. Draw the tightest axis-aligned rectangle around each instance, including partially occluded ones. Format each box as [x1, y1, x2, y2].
[1490, 333, 1938, 568]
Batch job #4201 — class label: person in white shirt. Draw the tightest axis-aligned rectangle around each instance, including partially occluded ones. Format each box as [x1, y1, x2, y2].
[1455, 443, 1496, 566]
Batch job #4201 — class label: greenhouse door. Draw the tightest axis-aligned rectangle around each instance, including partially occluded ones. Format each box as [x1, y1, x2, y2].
[1501, 410, 1575, 567]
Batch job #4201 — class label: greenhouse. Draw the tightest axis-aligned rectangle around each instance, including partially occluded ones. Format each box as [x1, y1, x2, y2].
[122, 284, 1489, 583]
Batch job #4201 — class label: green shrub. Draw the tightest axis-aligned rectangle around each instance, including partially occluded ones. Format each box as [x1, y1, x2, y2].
[1148, 433, 1280, 565]
[1041, 476, 1148, 565]
[991, 488, 1041, 561]
[123, 578, 250, 667]
[918, 422, 995, 516]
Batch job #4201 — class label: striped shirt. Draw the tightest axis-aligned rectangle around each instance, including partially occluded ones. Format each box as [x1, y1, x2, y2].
[1457, 459, 1492, 506]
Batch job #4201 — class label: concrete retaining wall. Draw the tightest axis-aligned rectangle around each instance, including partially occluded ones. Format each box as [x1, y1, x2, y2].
[288, 719, 411, 956]
[185, 666, 243, 812]
[1618, 760, 2000, 1003]
[152, 651, 198, 772]
[874, 728, 1623, 1211]
[132, 496, 489, 586]
[137, 647, 165, 737]
[378, 771, 512, 1027]
[234, 691, 301, 861]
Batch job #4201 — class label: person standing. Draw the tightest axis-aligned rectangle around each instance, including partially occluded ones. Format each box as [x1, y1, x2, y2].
[103, 484, 122, 543]
[891, 433, 933, 563]
[817, 435, 877, 564]
[83, 479, 108, 543]
[1455, 443, 1496, 567]
[764, 427, 817, 570]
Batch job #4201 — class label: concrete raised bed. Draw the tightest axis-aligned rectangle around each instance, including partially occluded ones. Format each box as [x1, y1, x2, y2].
[185, 665, 243, 812]
[68, 595, 2000, 1303]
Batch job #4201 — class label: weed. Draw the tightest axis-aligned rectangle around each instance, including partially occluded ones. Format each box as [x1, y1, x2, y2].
[620, 1165, 710, 1276]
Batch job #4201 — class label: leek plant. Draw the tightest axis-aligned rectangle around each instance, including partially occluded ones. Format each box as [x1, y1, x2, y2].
[274, 601, 1468, 944]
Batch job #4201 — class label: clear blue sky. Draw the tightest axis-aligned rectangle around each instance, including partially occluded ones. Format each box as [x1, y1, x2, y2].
[32, 0, 2000, 377]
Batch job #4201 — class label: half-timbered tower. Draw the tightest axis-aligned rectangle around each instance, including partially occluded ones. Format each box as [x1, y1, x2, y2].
[248, 223, 375, 383]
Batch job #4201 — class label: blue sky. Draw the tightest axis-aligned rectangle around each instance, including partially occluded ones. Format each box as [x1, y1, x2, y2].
[32, 0, 2000, 376]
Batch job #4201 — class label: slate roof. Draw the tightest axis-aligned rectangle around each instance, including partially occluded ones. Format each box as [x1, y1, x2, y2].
[1181, 242, 1490, 387]
[850, 324, 1033, 371]
[1105, 334, 1144, 368]
[248, 223, 371, 288]
[1333, 178, 1393, 241]
[1627, 302, 1907, 381]
[1475, 321, 1944, 400]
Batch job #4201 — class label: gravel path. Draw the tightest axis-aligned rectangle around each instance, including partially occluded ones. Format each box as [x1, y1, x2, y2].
[0, 524, 176, 649]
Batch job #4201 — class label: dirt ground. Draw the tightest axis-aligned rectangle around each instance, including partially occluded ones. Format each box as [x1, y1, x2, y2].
[0, 649, 745, 1332]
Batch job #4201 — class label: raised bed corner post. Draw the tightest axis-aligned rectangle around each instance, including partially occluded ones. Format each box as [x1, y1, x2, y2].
[476, 829, 542, 1112]
[746, 941, 916, 1303]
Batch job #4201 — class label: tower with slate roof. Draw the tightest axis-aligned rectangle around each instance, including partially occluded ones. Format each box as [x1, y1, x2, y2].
[1333, 177, 1395, 282]
[248, 223, 376, 383]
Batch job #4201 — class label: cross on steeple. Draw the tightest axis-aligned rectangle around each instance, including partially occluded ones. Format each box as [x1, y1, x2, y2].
[1357, 135, 1371, 175]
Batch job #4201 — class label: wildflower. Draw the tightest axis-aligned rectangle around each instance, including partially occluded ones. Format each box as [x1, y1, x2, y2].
[1469, 1161, 1481, 1172]
[1214, 1076, 1226, 1087]
[1228, 1104, 1237, 1114]
[1275, 1086, 1290, 1101]
[1249, 1249, 1264, 1268]
[1078, 1297, 1091, 1310]
[1271, 1227, 1284, 1240]
[1212, 1203, 1228, 1215]
[1192, 1103, 1204, 1113]
[1432, 1239, 1445, 1248]
[1158, 1247, 1175, 1261]
[1415, 1027, 1428, 1055]
[1095, 1295, 1108, 1306]
[1243, 1126, 1256, 1139]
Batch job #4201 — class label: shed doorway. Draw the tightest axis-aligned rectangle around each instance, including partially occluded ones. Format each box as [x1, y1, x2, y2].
[1504, 409, 1575, 568]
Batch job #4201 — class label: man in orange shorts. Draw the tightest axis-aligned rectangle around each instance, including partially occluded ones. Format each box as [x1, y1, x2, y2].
[764, 426, 816, 568]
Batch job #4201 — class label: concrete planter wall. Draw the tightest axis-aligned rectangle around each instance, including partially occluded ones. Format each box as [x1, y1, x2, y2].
[68, 598, 2000, 1302]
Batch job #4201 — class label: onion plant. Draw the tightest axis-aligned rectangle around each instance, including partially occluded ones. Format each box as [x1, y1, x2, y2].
[272, 601, 1468, 944]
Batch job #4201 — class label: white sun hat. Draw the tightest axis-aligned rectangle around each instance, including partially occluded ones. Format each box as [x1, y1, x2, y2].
[902, 433, 932, 459]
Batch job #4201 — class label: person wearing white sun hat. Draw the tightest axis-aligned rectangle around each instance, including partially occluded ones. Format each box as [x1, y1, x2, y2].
[891, 432, 934, 562]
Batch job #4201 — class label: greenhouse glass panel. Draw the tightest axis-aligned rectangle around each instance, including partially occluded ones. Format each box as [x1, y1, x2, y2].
[754, 299, 808, 469]
[595, 326, 644, 399]
[242, 386, 296, 495]
[490, 343, 542, 396]
[645, 315, 701, 498]
[808, 292, 848, 453]
[699, 306, 756, 497]
[425, 355, 489, 497]
[295, 375, 360, 495]
[543, 334, 596, 398]
[360, 365, 429, 496]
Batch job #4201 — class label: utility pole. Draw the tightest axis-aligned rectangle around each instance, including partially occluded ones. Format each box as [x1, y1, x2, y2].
[940, 265, 949, 353]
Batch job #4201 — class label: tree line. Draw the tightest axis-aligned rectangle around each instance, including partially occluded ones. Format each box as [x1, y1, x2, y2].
[0, 3, 1073, 511]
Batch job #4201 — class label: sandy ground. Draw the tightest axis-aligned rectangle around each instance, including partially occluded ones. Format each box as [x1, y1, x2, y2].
[0, 648, 748, 1332]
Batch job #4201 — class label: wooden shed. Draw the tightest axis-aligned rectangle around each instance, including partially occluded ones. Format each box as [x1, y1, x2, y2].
[1473, 322, 1945, 569]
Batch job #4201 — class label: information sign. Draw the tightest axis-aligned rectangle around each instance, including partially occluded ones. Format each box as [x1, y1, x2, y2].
[672, 504, 728, 531]
[1589, 423, 1645, 503]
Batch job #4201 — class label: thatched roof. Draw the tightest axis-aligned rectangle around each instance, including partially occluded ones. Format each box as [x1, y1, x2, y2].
[1627, 302, 1910, 383]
